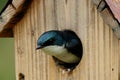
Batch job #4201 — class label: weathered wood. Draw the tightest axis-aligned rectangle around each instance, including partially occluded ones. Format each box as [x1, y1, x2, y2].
[105, 0, 120, 23]
[97, 0, 107, 12]
[101, 8, 120, 38]
[92, 0, 120, 39]
[0, 0, 32, 37]
[92, 0, 101, 5]
[13, 0, 120, 80]
[93, 0, 120, 23]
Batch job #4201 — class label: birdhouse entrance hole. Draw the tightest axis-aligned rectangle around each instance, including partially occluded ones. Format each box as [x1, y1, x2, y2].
[52, 38, 83, 72]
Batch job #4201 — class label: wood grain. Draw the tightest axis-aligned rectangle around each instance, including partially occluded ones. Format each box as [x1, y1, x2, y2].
[13, 0, 120, 80]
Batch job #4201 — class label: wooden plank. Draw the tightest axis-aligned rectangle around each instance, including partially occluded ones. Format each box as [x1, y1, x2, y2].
[0, 0, 32, 37]
[13, 0, 120, 80]
[100, 8, 120, 38]
[105, 0, 120, 23]
[92, 0, 120, 39]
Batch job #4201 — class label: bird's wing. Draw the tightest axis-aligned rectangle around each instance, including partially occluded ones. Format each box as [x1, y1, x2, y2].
[65, 38, 83, 58]
[59, 30, 83, 59]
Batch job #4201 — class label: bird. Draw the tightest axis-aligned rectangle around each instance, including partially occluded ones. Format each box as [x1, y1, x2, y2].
[36, 30, 83, 71]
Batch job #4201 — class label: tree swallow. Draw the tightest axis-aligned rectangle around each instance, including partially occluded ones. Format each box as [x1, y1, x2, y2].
[36, 30, 83, 71]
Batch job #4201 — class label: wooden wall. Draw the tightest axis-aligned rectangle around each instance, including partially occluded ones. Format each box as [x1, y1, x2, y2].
[13, 0, 120, 80]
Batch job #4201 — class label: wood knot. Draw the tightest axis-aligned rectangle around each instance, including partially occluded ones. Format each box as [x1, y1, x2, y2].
[112, 68, 114, 71]
[19, 73, 25, 80]
[17, 47, 24, 56]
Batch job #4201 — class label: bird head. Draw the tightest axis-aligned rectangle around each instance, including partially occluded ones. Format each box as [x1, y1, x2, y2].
[36, 30, 65, 50]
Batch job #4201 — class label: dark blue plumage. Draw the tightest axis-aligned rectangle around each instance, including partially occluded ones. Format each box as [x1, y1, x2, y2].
[36, 30, 83, 71]
[37, 30, 65, 47]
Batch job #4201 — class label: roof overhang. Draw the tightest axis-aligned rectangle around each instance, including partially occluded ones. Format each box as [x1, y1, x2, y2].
[0, 0, 32, 37]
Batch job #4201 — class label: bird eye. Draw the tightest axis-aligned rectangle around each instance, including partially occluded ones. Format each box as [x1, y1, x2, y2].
[43, 38, 55, 46]
[49, 38, 55, 42]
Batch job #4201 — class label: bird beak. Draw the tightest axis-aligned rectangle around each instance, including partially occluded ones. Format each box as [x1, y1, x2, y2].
[36, 45, 43, 50]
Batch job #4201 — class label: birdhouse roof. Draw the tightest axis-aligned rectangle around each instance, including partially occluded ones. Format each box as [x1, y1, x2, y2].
[92, 0, 120, 39]
[0, 0, 32, 37]
[106, 0, 120, 22]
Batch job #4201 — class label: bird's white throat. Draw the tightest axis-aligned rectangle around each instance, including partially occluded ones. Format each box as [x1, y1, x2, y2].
[41, 45, 80, 63]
